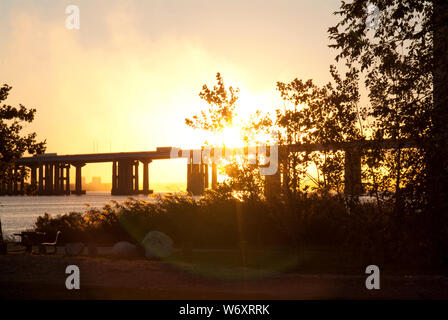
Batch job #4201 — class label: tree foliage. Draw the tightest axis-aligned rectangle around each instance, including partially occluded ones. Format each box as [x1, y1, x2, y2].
[0, 84, 46, 184]
[275, 65, 365, 195]
[328, 0, 448, 262]
[185, 72, 239, 132]
[328, 1, 447, 203]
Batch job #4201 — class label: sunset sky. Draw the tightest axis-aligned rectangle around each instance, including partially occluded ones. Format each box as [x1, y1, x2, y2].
[0, 0, 341, 187]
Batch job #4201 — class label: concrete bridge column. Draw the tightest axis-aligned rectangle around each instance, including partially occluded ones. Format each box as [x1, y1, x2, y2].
[133, 161, 139, 192]
[59, 164, 65, 193]
[187, 162, 191, 192]
[120, 159, 133, 195]
[204, 164, 209, 189]
[112, 159, 133, 195]
[19, 166, 25, 194]
[13, 166, 18, 194]
[187, 152, 193, 194]
[64, 164, 70, 195]
[53, 163, 66, 195]
[141, 159, 152, 194]
[49, 164, 54, 194]
[264, 166, 281, 201]
[344, 149, 362, 196]
[73, 163, 86, 195]
[113, 159, 152, 195]
[280, 157, 288, 194]
[112, 161, 118, 194]
[190, 163, 204, 195]
[187, 150, 205, 195]
[30, 165, 37, 192]
[211, 162, 217, 190]
[38, 164, 44, 195]
[54, 163, 60, 194]
[44, 164, 52, 194]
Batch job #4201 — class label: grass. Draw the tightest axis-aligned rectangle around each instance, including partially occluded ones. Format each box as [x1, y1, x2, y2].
[158, 245, 381, 280]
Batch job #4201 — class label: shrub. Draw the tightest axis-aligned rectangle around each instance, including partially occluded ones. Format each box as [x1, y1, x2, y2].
[32, 190, 434, 265]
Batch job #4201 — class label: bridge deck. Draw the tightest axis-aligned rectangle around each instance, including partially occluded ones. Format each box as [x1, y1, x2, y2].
[16, 139, 417, 165]
[17, 149, 173, 165]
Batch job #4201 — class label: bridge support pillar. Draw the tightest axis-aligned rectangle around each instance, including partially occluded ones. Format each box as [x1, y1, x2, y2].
[13, 166, 18, 194]
[38, 164, 44, 195]
[264, 167, 281, 201]
[30, 165, 37, 193]
[112, 159, 133, 195]
[112, 161, 118, 194]
[111, 159, 153, 195]
[187, 151, 206, 195]
[143, 160, 149, 193]
[54, 163, 60, 194]
[141, 159, 152, 195]
[211, 163, 217, 189]
[72, 163, 86, 195]
[44, 164, 53, 195]
[19, 166, 25, 194]
[204, 164, 209, 189]
[133, 161, 139, 192]
[65, 164, 70, 194]
[52, 163, 69, 195]
[344, 149, 362, 196]
[58, 164, 66, 194]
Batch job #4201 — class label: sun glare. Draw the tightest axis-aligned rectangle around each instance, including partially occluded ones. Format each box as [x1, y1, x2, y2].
[211, 126, 245, 148]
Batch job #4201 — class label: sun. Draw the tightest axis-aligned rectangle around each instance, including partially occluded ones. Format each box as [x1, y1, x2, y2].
[222, 126, 241, 142]
[211, 126, 245, 148]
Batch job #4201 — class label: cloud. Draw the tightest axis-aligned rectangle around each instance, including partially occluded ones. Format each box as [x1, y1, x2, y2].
[0, 0, 340, 183]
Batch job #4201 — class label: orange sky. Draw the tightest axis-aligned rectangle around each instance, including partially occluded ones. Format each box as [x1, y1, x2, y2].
[0, 0, 341, 187]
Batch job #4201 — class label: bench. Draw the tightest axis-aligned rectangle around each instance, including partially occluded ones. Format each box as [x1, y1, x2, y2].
[14, 231, 46, 253]
[39, 231, 62, 254]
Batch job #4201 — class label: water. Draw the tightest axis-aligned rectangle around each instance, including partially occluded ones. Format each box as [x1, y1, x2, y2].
[0, 192, 376, 239]
[0, 191, 160, 238]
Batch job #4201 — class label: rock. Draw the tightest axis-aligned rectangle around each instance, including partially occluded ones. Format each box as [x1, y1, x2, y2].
[141, 231, 173, 259]
[112, 241, 137, 258]
[65, 243, 85, 256]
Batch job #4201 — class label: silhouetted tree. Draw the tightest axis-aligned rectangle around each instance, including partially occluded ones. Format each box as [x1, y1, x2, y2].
[0, 84, 46, 188]
[329, 0, 448, 262]
[276, 65, 365, 196]
[185, 72, 239, 132]
[186, 73, 265, 200]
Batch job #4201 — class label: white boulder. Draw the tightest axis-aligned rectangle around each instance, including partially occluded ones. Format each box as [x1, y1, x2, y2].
[112, 241, 137, 258]
[141, 231, 173, 259]
[65, 243, 85, 256]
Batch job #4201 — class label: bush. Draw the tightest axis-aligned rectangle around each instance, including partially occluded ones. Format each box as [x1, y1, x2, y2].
[32, 190, 436, 266]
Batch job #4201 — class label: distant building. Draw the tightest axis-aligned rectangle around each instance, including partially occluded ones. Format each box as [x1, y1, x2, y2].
[91, 176, 102, 185]
[71, 176, 111, 192]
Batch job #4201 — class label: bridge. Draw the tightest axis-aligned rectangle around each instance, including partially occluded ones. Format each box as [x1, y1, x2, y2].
[1, 139, 416, 197]
[12, 147, 174, 196]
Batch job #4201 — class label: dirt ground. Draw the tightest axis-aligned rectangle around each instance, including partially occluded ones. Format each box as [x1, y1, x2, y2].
[1, 254, 448, 299]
